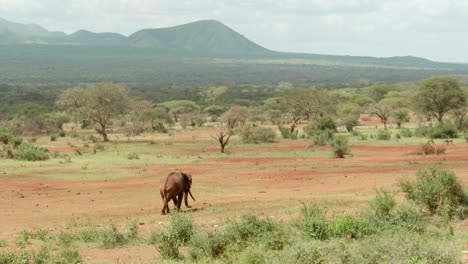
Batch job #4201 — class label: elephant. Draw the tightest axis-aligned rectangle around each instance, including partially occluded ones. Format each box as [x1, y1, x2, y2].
[160, 171, 196, 215]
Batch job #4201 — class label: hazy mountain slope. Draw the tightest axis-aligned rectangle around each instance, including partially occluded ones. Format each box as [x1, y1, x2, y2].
[58, 30, 127, 46]
[128, 20, 270, 54]
[0, 17, 65, 38]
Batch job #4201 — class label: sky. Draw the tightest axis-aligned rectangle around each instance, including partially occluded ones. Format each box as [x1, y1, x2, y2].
[1, 0, 467, 62]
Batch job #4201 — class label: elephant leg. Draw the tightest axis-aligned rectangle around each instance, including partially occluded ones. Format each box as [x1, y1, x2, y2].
[184, 192, 191, 208]
[160, 191, 167, 215]
[172, 197, 178, 209]
[176, 193, 183, 211]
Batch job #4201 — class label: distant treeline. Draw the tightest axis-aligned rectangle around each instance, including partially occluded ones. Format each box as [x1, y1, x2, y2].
[1, 45, 467, 87]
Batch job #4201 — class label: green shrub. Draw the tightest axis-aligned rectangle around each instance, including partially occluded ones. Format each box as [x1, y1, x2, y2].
[57, 249, 82, 264]
[304, 116, 337, 135]
[127, 153, 140, 160]
[359, 133, 368, 140]
[150, 230, 181, 259]
[370, 190, 396, 218]
[189, 230, 231, 259]
[430, 123, 458, 138]
[279, 126, 298, 140]
[311, 129, 334, 146]
[58, 130, 66, 137]
[300, 205, 331, 240]
[415, 124, 458, 139]
[400, 166, 468, 218]
[150, 213, 195, 259]
[123, 220, 139, 240]
[57, 232, 75, 248]
[0, 145, 14, 159]
[12, 137, 23, 148]
[342, 231, 460, 264]
[333, 215, 373, 239]
[281, 241, 326, 264]
[344, 116, 359, 132]
[241, 126, 276, 144]
[400, 128, 413, 138]
[391, 204, 426, 233]
[94, 143, 105, 151]
[99, 224, 126, 248]
[330, 136, 351, 158]
[227, 214, 279, 242]
[15, 144, 49, 161]
[50, 135, 57, 141]
[87, 135, 99, 143]
[76, 229, 100, 243]
[0, 129, 12, 144]
[376, 130, 391, 140]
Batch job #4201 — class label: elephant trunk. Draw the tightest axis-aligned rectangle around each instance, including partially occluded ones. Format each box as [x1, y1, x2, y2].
[188, 190, 196, 201]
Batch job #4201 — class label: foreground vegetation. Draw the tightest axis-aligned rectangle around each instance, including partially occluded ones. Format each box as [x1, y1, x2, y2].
[1, 167, 466, 263]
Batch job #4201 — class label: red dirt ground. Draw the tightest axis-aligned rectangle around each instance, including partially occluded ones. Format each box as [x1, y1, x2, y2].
[1, 141, 467, 262]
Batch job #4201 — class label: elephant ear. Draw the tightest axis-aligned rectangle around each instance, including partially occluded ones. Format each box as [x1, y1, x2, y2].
[181, 172, 192, 189]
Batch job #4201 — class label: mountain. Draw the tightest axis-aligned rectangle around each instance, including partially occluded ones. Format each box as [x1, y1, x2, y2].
[58, 30, 126, 46]
[1, 16, 468, 87]
[128, 20, 270, 55]
[0, 17, 65, 38]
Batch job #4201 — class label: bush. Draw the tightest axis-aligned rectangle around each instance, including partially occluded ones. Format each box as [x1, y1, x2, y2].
[58, 130, 66, 137]
[300, 205, 331, 240]
[376, 130, 391, 140]
[342, 231, 460, 264]
[241, 126, 276, 144]
[94, 143, 105, 151]
[149, 213, 195, 259]
[226, 214, 279, 243]
[400, 128, 413, 138]
[279, 126, 298, 139]
[304, 116, 337, 134]
[415, 124, 458, 139]
[333, 215, 373, 239]
[311, 130, 334, 146]
[330, 136, 351, 158]
[16, 144, 49, 161]
[399, 166, 468, 218]
[0, 145, 14, 159]
[99, 224, 126, 248]
[415, 143, 446, 155]
[0, 129, 12, 144]
[50, 135, 57, 141]
[370, 190, 396, 218]
[88, 135, 100, 143]
[189, 230, 231, 259]
[127, 153, 140, 160]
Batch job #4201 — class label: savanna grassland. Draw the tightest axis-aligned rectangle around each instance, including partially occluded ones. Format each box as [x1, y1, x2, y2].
[1, 120, 467, 263]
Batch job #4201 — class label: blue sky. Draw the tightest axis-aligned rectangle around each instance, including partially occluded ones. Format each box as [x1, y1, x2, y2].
[1, 0, 467, 62]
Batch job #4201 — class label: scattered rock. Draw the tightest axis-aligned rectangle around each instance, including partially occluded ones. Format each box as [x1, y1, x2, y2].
[76, 192, 80, 195]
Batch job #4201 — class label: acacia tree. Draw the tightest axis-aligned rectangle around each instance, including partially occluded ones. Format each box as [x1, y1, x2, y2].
[140, 107, 173, 133]
[391, 108, 410, 129]
[275, 88, 335, 133]
[451, 89, 467, 131]
[368, 102, 393, 129]
[222, 106, 249, 129]
[159, 100, 199, 122]
[414, 77, 466, 123]
[56, 82, 130, 141]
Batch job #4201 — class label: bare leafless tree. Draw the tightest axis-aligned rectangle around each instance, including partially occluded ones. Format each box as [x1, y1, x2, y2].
[211, 131, 232, 153]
